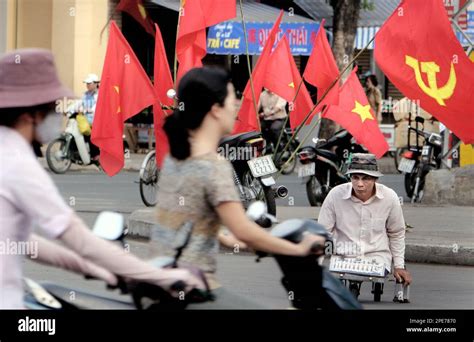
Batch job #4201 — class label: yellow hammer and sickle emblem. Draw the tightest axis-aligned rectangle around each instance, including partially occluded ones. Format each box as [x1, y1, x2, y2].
[113, 86, 121, 114]
[405, 55, 456, 107]
[138, 4, 147, 19]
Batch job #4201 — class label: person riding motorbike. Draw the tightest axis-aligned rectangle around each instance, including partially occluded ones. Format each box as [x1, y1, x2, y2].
[258, 88, 287, 151]
[81, 73, 100, 161]
[150, 67, 325, 309]
[0, 48, 205, 309]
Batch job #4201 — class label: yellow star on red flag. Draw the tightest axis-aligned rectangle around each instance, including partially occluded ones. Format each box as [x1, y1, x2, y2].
[351, 100, 373, 123]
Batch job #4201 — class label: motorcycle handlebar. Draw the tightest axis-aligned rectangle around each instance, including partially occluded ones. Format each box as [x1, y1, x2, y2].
[310, 242, 326, 256]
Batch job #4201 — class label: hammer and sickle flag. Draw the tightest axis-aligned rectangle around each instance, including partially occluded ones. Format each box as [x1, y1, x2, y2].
[375, 0, 474, 143]
[92, 21, 156, 176]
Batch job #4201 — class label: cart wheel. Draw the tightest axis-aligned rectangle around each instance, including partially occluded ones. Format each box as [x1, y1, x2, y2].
[373, 283, 383, 302]
[349, 282, 360, 299]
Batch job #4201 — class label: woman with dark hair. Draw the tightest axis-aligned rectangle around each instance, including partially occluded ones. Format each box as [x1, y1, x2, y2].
[365, 74, 383, 123]
[151, 67, 325, 309]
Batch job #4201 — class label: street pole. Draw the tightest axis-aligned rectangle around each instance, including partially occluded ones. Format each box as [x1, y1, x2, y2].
[238, 0, 261, 131]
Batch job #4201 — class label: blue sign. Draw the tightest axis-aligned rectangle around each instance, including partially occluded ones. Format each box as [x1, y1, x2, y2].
[207, 21, 320, 56]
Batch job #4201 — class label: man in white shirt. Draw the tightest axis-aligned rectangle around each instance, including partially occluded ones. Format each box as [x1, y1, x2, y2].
[258, 88, 288, 150]
[318, 153, 412, 285]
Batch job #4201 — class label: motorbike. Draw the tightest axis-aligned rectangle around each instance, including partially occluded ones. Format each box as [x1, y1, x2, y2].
[397, 116, 443, 203]
[24, 211, 213, 310]
[218, 131, 288, 216]
[297, 129, 367, 206]
[247, 201, 362, 310]
[45, 112, 128, 174]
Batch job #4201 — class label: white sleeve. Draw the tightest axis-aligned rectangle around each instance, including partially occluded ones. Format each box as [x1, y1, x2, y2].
[318, 191, 336, 236]
[386, 191, 406, 269]
[10, 158, 73, 239]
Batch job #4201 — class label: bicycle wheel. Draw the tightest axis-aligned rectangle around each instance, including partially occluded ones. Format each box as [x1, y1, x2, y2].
[139, 151, 159, 207]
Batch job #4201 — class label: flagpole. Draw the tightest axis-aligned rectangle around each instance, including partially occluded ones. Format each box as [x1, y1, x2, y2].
[174, 0, 184, 85]
[275, 34, 378, 178]
[238, 0, 261, 131]
[273, 76, 304, 160]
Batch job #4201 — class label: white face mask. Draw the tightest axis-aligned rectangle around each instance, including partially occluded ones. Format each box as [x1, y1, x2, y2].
[35, 112, 63, 144]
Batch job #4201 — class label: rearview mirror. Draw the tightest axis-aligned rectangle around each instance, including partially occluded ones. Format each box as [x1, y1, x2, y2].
[92, 211, 125, 241]
[415, 116, 425, 124]
[167, 88, 177, 99]
[246, 201, 267, 221]
[173, 221, 194, 250]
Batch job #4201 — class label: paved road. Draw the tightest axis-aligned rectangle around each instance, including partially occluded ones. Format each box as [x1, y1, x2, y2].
[49, 169, 409, 214]
[24, 237, 474, 310]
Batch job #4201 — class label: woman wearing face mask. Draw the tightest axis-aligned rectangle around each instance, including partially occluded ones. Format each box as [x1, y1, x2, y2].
[0, 49, 205, 309]
[150, 67, 325, 309]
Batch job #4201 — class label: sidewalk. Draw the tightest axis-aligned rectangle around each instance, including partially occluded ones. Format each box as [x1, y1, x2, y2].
[127, 204, 474, 266]
[39, 152, 399, 174]
[38, 152, 146, 172]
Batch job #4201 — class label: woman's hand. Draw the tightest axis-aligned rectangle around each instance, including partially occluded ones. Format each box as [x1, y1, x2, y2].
[296, 233, 327, 256]
[157, 268, 207, 296]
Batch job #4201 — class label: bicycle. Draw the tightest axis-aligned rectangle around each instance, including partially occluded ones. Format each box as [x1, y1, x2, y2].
[139, 150, 159, 207]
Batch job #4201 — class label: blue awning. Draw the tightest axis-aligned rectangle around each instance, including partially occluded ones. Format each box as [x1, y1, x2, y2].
[207, 21, 320, 56]
[455, 9, 474, 47]
[354, 26, 380, 50]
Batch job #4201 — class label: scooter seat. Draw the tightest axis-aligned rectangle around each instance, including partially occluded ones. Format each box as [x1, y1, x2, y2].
[219, 131, 261, 147]
[315, 149, 340, 164]
[40, 282, 135, 310]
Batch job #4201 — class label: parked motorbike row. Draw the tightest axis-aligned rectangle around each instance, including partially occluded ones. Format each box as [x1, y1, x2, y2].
[46, 103, 444, 209]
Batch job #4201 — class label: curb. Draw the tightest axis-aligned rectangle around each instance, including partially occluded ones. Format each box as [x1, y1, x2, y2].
[39, 158, 142, 173]
[405, 243, 474, 266]
[127, 209, 474, 266]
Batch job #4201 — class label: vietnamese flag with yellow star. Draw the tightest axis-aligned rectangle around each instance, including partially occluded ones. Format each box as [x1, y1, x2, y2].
[323, 68, 389, 158]
[92, 21, 156, 176]
[375, 0, 474, 143]
[116, 0, 155, 36]
[233, 10, 283, 134]
[264, 36, 314, 130]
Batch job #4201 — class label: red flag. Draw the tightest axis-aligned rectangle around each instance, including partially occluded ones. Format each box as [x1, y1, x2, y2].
[264, 36, 314, 129]
[116, 0, 155, 36]
[92, 21, 156, 176]
[303, 19, 339, 119]
[323, 69, 389, 158]
[153, 23, 174, 168]
[232, 10, 284, 134]
[177, 0, 236, 81]
[375, 0, 474, 143]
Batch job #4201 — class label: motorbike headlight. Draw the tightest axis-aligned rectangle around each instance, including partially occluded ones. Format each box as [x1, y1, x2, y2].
[428, 133, 442, 147]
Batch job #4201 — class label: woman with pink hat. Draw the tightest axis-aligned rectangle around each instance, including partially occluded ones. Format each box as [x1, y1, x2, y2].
[0, 49, 205, 309]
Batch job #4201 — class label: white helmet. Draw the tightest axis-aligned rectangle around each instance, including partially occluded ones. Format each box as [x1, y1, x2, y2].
[83, 73, 100, 83]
